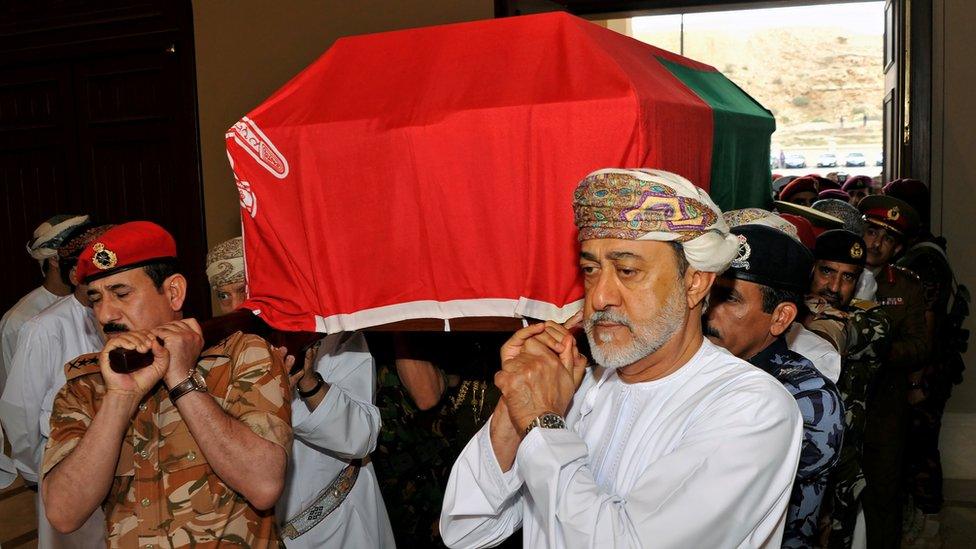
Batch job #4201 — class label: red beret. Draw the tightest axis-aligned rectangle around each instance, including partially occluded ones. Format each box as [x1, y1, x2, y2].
[779, 176, 819, 202]
[815, 177, 841, 191]
[779, 213, 816, 250]
[818, 188, 850, 201]
[76, 221, 177, 283]
[842, 175, 872, 192]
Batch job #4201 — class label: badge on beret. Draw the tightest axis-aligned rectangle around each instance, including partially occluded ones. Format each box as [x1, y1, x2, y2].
[730, 234, 752, 270]
[850, 242, 864, 259]
[886, 206, 901, 221]
[92, 243, 118, 270]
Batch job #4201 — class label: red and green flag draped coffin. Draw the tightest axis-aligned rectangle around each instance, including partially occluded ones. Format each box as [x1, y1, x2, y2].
[226, 11, 775, 333]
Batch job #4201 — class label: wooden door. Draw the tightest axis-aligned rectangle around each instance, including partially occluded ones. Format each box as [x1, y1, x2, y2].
[0, 1, 209, 318]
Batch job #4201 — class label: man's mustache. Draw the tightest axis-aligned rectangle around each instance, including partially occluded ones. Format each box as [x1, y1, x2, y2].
[703, 322, 721, 339]
[818, 290, 841, 303]
[584, 311, 634, 333]
[103, 322, 129, 334]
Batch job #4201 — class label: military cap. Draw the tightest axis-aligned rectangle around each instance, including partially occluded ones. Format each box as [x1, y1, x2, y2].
[883, 178, 930, 228]
[858, 194, 920, 237]
[814, 176, 840, 191]
[842, 175, 872, 192]
[772, 175, 797, 198]
[773, 200, 845, 235]
[814, 229, 866, 267]
[76, 221, 177, 283]
[812, 199, 864, 234]
[779, 176, 819, 203]
[779, 213, 817, 250]
[725, 224, 814, 294]
[818, 188, 850, 201]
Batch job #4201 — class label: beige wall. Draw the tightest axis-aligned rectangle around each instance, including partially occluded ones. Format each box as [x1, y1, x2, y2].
[192, 0, 493, 251]
[932, 0, 976, 415]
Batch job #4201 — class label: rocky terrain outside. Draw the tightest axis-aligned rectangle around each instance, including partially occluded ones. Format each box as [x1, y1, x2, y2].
[606, 6, 884, 172]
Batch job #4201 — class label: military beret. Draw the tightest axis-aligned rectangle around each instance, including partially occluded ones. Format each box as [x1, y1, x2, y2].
[858, 194, 920, 237]
[725, 224, 814, 294]
[779, 176, 819, 202]
[818, 188, 850, 201]
[814, 229, 866, 267]
[883, 178, 930, 227]
[842, 175, 872, 192]
[76, 221, 177, 283]
[778, 213, 817, 250]
[814, 176, 841, 191]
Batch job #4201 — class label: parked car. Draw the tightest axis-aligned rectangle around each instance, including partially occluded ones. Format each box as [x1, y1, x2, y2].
[875, 152, 884, 166]
[784, 153, 807, 169]
[845, 152, 866, 167]
[817, 153, 838, 168]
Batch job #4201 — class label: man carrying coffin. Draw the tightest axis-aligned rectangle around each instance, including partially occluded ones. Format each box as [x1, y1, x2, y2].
[439, 168, 804, 548]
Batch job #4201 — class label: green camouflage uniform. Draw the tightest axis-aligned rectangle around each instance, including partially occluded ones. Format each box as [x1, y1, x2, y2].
[807, 298, 892, 549]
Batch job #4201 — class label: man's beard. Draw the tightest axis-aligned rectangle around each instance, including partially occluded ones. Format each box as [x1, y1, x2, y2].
[583, 284, 686, 370]
[817, 289, 842, 306]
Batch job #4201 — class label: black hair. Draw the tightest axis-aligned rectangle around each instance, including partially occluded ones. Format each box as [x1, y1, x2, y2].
[57, 257, 76, 288]
[758, 284, 804, 315]
[668, 241, 689, 278]
[143, 261, 180, 290]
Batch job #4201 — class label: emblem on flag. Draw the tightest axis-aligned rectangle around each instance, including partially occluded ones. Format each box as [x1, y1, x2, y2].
[227, 116, 290, 179]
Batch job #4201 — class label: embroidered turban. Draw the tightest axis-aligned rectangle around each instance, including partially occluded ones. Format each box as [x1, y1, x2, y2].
[572, 168, 739, 273]
[26, 214, 90, 264]
[206, 237, 246, 288]
[812, 199, 864, 234]
[723, 208, 801, 243]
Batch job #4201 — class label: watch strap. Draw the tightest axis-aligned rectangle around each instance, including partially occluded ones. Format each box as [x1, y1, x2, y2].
[298, 372, 325, 398]
[169, 371, 204, 404]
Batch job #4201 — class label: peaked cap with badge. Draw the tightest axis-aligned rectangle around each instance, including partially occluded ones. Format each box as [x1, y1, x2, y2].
[814, 229, 867, 268]
[75, 221, 177, 283]
[724, 224, 815, 294]
[858, 194, 920, 237]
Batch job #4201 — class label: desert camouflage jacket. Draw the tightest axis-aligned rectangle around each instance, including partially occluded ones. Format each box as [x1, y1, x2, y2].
[749, 336, 845, 549]
[42, 331, 292, 549]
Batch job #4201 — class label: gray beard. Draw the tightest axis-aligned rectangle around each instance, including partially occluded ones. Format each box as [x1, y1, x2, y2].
[584, 285, 686, 370]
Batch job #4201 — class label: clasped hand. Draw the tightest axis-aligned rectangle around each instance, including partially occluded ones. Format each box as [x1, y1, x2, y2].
[99, 319, 205, 400]
[494, 313, 588, 435]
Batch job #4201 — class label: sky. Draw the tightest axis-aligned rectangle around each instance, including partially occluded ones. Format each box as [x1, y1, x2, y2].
[631, 1, 884, 36]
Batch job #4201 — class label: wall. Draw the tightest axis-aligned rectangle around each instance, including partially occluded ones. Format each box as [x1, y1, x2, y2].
[930, 0, 976, 478]
[192, 0, 493, 251]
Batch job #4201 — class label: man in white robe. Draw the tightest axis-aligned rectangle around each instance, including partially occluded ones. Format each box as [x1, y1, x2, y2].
[439, 169, 804, 548]
[0, 215, 88, 394]
[0, 224, 110, 549]
[204, 242, 394, 548]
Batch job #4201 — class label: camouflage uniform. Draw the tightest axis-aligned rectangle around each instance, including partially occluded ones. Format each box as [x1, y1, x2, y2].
[807, 299, 892, 548]
[42, 332, 293, 548]
[897, 239, 955, 513]
[369, 332, 510, 548]
[748, 336, 845, 549]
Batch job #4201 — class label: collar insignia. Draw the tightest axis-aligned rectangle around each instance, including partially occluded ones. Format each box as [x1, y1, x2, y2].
[92, 243, 118, 270]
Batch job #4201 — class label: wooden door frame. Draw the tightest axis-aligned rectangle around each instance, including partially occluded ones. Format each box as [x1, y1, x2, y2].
[496, 0, 933, 183]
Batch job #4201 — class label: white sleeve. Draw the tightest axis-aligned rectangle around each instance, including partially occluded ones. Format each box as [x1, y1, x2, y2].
[440, 415, 525, 549]
[514, 384, 803, 549]
[292, 332, 381, 459]
[0, 322, 59, 483]
[0, 418, 16, 489]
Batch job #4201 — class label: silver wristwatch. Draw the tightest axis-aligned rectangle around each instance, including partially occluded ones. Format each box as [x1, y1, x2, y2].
[524, 412, 566, 437]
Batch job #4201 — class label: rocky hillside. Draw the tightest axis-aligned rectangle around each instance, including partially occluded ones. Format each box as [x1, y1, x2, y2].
[633, 27, 884, 148]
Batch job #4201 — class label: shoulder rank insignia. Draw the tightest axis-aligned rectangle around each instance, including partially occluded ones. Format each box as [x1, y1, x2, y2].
[92, 242, 117, 270]
[64, 353, 101, 380]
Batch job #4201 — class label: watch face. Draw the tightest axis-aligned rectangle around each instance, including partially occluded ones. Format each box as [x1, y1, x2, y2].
[192, 371, 207, 390]
[540, 413, 566, 429]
